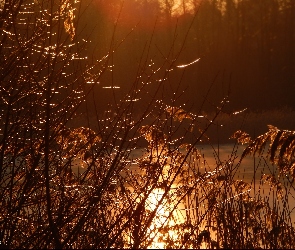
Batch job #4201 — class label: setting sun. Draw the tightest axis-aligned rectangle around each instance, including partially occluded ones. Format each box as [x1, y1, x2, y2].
[93, 0, 199, 30]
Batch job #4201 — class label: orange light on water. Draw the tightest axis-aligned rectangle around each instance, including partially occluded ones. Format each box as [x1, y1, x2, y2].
[145, 187, 180, 249]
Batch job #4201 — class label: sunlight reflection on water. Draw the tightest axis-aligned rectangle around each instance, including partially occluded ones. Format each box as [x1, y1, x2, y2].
[72, 144, 295, 248]
[145, 187, 178, 249]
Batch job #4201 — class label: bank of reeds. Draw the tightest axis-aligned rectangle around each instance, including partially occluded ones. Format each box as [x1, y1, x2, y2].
[2, 88, 295, 248]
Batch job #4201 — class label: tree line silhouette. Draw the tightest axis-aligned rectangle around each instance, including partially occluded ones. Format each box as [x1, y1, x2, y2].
[82, 0, 294, 113]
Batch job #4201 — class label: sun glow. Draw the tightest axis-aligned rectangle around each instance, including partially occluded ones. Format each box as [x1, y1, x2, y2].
[93, 0, 200, 30]
[158, 0, 198, 17]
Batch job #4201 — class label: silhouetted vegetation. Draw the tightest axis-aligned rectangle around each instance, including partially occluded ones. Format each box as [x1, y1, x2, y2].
[1, 0, 294, 249]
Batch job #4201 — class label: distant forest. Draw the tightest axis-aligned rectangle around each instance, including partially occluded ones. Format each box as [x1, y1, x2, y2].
[80, 0, 295, 113]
